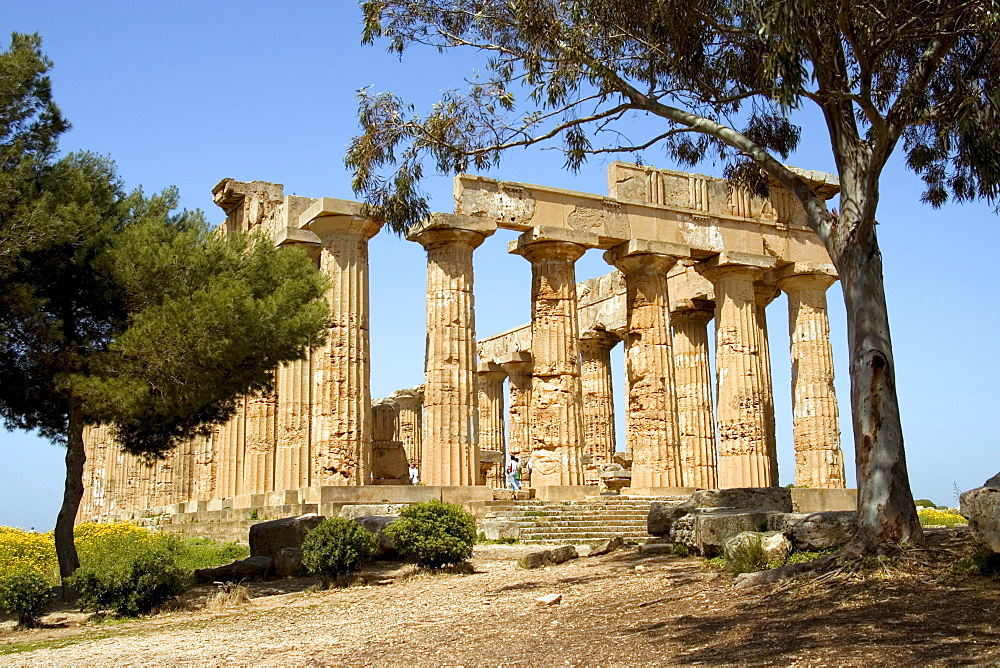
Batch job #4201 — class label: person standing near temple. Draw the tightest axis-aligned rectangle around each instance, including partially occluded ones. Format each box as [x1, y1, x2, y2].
[507, 455, 520, 491]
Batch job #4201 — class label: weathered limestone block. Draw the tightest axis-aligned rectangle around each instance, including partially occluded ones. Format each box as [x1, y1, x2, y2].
[723, 531, 792, 563]
[518, 545, 579, 569]
[354, 516, 399, 557]
[775, 264, 846, 488]
[338, 504, 408, 520]
[512, 227, 597, 486]
[244, 391, 277, 495]
[275, 356, 312, 492]
[479, 449, 504, 488]
[589, 536, 624, 557]
[697, 252, 778, 488]
[371, 398, 410, 484]
[689, 487, 793, 512]
[606, 241, 689, 488]
[770, 511, 856, 551]
[274, 547, 303, 578]
[679, 510, 782, 556]
[480, 520, 520, 541]
[248, 514, 325, 559]
[648, 501, 695, 537]
[961, 481, 1000, 553]
[409, 214, 496, 486]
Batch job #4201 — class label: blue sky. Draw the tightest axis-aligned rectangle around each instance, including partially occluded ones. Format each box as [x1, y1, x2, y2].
[2, 2, 997, 530]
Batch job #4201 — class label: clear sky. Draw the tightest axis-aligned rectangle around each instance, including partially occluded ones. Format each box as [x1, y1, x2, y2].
[2, 2, 997, 530]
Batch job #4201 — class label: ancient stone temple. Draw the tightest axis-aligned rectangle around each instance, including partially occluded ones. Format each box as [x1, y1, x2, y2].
[79, 161, 847, 523]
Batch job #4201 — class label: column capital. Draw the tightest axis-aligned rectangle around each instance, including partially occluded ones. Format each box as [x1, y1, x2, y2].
[476, 361, 508, 383]
[390, 386, 424, 409]
[670, 298, 716, 323]
[406, 212, 497, 250]
[299, 198, 383, 240]
[603, 239, 690, 275]
[579, 329, 621, 354]
[696, 251, 777, 281]
[498, 350, 533, 375]
[772, 262, 839, 292]
[755, 282, 781, 307]
[509, 226, 598, 263]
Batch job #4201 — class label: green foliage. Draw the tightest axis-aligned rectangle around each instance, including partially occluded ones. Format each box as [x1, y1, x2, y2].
[475, 532, 517, 545]
[672, 543, 690, 558]
[171, 538, 249, 572]
[914, 499, 937, 508]
[953, 546, 1000, 579]
[723, 534, 769, 575]
[301, 518, 379, 583]
[0, 570, 53, 628]
[67, 533, 188, 617]
[782, 549, 835, 566]
[383, 500, 477, 568]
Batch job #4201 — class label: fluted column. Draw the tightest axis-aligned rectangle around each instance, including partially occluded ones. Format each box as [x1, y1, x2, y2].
[477, 362, 507, 456]
[245, 391, 277, 494]
[755, 283, 780, 472]
[391, 386, 424, 467]
[498, 351, 532, 460]
[776, 264, 846, 488]
[304, 205, 382, 486]
[275, 354, 311, 491]
[409, 214, 496, 486]
[670, 301, 718, 489]
[606, 241, 688, 488]
[578, 330, 619, 483]
[511, 227, 597, 486]
[697, 252, 778, 488]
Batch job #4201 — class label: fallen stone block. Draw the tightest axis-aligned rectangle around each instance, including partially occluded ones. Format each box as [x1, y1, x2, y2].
[648, 502, 693, 536]
[517, 545, 579, 569]
[232, 555, 274, 580]
[723, 531, 792, 563]
[536, 593, 562, 605]
[274, 547, 303, 578]
[588, 536, 624, 557]
[339, 504, 407, 520]
[354, 516, 399, 557]
[676, 510, 782, 556]
[249, 514, 325, 559]
[961, 483, 1000, 553]
[481, 520, 520, 541]
[638, 542, 675, 556]
[771, 511, 856, 551]
[548, 545, 579, 564]
[689, 488, 792, 513]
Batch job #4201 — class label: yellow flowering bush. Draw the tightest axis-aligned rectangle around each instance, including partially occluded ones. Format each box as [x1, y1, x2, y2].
[0, 527, 58, 581]
[918, 508, 967, 527]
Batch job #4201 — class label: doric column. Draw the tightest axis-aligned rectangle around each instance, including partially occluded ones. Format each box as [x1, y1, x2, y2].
[755, 283, 780, 472]
[775, 263, 846, 488]
[606, 240, 689, 488]
[408, 214, 496, 486]
[391, 386, 424, 467]
[697, 252, 778, 488]
[578, 329, 619, 483]
[245, 391, 277, 494]
[275, 355, 311, 492]
[477, 362, 507, 456]
[498, 351, 532, 459]
[300, 199, 382, 486]
[511, 227, 598, 486]
[670, 300, 718, 489]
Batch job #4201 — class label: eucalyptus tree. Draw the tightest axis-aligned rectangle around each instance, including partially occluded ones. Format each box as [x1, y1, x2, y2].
[348, 0, 999, 556]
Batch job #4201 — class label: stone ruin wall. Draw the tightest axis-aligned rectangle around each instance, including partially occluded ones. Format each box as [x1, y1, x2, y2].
[79, 161, 848, 522]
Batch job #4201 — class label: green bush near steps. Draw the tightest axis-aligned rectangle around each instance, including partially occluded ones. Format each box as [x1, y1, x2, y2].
[0, 570, 53, 628]
[384, 500, 477, 569]
[301, 518, 379, 585]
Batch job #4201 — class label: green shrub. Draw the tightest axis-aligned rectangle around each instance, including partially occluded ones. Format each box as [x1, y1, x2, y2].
[67, 534, 188, 617]
[0, 570, 53, 628]
[782, 548, 835, 565]
[301, 518, 378, 584]
[954, 546, 1000, 578]
[384, 500, 477, 569]
[723, 534, 769, 575]
[672, 543, 690, 557]
[914, 498, 937, 508]
[172, 538, 249, 572]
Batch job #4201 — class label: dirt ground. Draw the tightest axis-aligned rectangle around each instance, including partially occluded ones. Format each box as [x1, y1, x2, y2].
[2, 528, 999, 666]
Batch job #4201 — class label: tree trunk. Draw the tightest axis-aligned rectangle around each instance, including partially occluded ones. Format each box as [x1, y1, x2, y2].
[55, 394, 85, 589]
[832, 220, 923, 554]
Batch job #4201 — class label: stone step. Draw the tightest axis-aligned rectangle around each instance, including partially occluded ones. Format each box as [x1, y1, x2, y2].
[484, 511, 650, 519]
[521, 532, 650, 542]
[492, 520, 648, 529]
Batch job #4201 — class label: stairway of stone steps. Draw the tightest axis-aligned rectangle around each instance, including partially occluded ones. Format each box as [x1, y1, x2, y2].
[482, 496, 689, 545]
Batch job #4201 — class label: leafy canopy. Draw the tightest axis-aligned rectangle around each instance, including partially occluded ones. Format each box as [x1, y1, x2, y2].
[349, 1, 999, 234]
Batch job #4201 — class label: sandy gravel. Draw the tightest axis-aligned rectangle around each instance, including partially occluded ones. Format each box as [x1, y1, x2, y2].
[3, 532, 1000, 666]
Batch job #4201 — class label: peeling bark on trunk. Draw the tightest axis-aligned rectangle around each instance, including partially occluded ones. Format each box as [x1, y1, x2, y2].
[55, 394, 85, 588]
[828, 219, 923, 554]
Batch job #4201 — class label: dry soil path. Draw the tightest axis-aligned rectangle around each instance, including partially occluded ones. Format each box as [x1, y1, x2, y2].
[2, 534, 1000, 666]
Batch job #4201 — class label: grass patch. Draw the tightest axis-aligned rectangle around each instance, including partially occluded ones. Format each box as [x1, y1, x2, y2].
[954, 546, 1000, 578]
